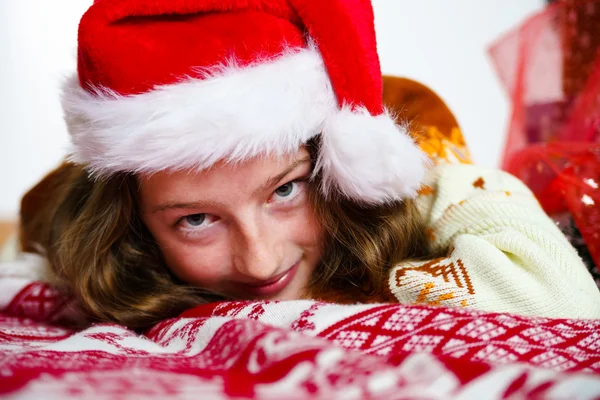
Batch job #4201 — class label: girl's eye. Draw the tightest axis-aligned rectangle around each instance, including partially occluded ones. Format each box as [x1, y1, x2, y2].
[275, 182, 295, 197]
[177, 213, 217, 235]
[183, 214, 206, 227]
[175, 214, 219, 238]
[270, 180, 305, 203]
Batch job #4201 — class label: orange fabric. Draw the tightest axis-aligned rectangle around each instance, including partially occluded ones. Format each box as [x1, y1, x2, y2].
[382, 76, 471, 165]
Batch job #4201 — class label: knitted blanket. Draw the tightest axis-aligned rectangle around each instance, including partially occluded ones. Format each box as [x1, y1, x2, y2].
[1, 280, 600, 399]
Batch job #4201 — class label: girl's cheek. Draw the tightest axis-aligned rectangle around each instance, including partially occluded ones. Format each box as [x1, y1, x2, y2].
[284, 204, 323, 245]
[161, 240, 231, 285]
[305, 205, 324, 244]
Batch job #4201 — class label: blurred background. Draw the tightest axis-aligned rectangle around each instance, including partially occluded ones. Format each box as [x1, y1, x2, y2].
[0, 0, 544, 217]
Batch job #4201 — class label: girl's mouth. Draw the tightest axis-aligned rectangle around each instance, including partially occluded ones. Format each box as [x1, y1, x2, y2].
[236, 261, 300, 297]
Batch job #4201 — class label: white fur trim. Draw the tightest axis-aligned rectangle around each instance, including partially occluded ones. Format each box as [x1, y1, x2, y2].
[62, 46, 428, 203]
[316, 108, 430, 204]
[62, 47, 337, 176]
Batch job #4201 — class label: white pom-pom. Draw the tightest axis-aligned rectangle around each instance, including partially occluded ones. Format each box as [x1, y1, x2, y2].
[316, 107, 430, 204]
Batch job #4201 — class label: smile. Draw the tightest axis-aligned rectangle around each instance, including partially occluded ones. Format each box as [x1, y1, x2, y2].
[238, 261, 300, 297]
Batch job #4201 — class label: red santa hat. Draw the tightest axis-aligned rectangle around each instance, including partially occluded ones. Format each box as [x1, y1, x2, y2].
[62, 0, 429, 204]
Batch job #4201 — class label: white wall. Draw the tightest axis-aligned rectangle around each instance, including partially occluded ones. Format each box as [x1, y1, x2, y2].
[0, 0, 543, 217]
[0, 0, 93, 218]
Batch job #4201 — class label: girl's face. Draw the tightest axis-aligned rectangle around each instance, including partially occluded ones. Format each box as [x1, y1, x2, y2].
[138, 148, 323, 300]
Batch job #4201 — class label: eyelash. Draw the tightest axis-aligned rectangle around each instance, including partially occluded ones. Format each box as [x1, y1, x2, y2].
[268, 178, 308, 204]
[175, 178, 308, 238]
[176, 214, 216, 238]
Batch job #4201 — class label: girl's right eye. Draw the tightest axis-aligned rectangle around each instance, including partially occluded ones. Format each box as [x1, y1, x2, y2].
[177, 213, 217, 237]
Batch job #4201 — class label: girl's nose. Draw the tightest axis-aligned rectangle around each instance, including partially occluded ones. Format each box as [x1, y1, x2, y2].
[231, 216, 283, 281]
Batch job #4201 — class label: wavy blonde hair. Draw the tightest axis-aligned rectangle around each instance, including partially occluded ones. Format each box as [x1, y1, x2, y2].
[20, 140, 431, 329]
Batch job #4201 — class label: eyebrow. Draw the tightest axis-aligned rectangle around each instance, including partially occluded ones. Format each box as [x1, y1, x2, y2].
[252, 156, 311, 197]
[152, 199, 227, 214]
[151, 156, 311, 214]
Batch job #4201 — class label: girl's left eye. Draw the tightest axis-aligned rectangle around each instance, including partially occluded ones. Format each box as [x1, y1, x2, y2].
[270, 180, 304, 203]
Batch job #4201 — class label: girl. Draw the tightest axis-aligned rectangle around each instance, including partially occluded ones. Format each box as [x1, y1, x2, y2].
[17, 0, 600, 329]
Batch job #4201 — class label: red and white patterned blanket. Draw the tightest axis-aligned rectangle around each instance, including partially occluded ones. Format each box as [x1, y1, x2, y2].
[2, 278, 600, 399]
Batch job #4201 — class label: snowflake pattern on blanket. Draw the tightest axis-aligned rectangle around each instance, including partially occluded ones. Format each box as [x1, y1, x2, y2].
[1, 282, 600, 399]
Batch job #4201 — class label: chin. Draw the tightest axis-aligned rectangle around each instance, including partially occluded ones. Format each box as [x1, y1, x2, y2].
[268, 289, 303, 301]
[265, 277, 309, 301]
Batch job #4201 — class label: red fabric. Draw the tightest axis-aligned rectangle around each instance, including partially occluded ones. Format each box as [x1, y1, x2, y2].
[489, 0, 600, 167]
[508, 143, 600, 266]
[78, 0, 304, 95]
[78, 0, 386, 115]
[1, 282, 600, 398]
[184, 300, 600, 373]
[489, 0, 600, 266]
[289, 0, 384, 114]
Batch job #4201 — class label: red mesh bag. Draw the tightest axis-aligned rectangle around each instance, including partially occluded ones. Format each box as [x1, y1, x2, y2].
[508, 143, 600, 270]
[489, 0, 600, 277]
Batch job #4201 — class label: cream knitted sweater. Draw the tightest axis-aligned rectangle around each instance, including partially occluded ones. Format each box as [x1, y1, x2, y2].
[388, 163, 600, 319]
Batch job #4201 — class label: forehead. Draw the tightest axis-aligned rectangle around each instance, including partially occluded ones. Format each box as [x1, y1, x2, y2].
[137, 148, 311, 206]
